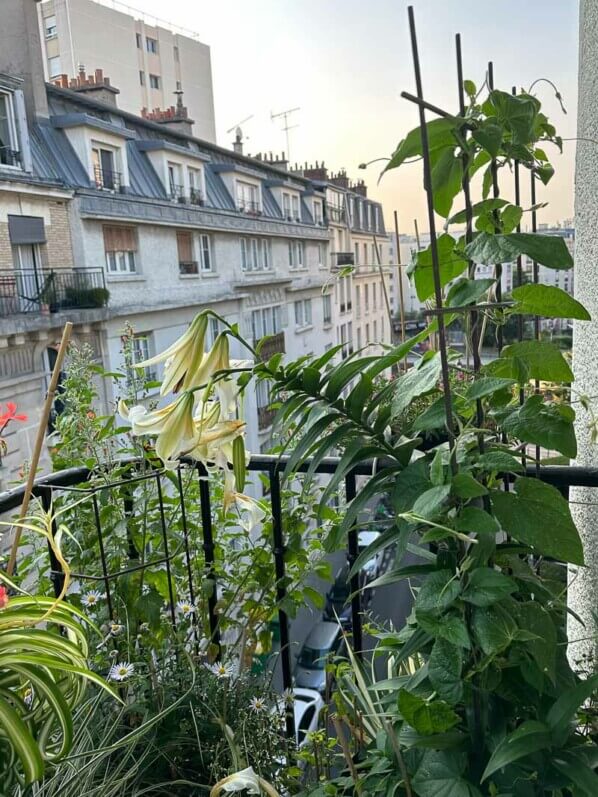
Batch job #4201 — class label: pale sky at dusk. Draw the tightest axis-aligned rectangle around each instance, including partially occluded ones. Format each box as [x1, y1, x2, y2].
[119, 0, 579, 232]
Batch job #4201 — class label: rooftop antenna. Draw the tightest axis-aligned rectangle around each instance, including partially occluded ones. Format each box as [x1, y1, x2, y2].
[271, 106, 300, 162]
[226, 114, 254, 136]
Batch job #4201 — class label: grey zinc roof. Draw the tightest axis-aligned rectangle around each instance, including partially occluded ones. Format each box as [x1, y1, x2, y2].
[31, 122, 91, 187]
[126, 141, 167, 199]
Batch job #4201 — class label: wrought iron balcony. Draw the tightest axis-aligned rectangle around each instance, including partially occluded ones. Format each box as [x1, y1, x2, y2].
[327, 206, 346, 224]
[237, 200, 262, 216]
[254, 330, 285, 362]
[179, 261, 199, 275]
[0, 146, 21, 167]
[170, 184, 187, 203]
[93, 166, 122, 191]
[189, 187, 204, 206]
[257, 405, 277, 430]
[331, 252, 355, 268]
[0, 268, 108, 316]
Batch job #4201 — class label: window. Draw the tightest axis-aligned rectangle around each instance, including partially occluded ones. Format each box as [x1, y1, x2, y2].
[292, 195, 300, 221]
[200, 234, 212, 272]
[323, 294, 332, 325]
[365, 323, 370, 343]
[355, 285, 361, 318]
[45, 15, 57, 38]
[371, 243, 376, 265]
[104, 225, 137, 274]
[146, 37, 158, 54]
[313, 200, 323, 225]
[0, 92, 19, 166]
[168, 162, 184, 199]
[363, 243, 367, 265]
[256, 379, 271, 410]
[177, 230, 196, 274]
[48, 56, 61, 78]
[208, 317, 222, 347]
[317, 243, 324, 266]
[354, 243, 359, 265]
[288, 240, 304, 268]
[139, 70, 145, 86]
[356, 203, 362, 228]
[131, 334, 155, 381]
[92, 146, 119, 189]
[149, 74, 161, 89]
[251, 306, 282, 341]
[373, 320, 378, 343]
[365, 284, 369, 313]
[357, 327, 362, 349]
[348, 321, 353, 354]
[381, 316, 385, 341]
[282, 192, 291, 219]
[294, 299, 312, 328]
[240, 237, 272, 271]
[339, 275, 346, 313]
[346, 275, 352, 311]
[373, 283, 377, 310]
[136, 32, 142, 48]
[236, 181, 260, 213]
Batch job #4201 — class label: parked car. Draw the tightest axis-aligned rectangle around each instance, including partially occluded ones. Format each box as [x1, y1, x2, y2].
[294, 621, 342, 692]
[293, 688, 325, 747]
[358, 530, 381, 580]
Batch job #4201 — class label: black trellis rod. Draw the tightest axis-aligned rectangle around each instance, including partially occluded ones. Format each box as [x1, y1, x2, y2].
[269, 462, 295, 742]
[530, 172, 541, 476]
[155, 473, 177, 629]
[122, 476, 138, 561]
[198, 469, 221, 655]
[92, 492, 115, 620]
[345, 471, 363, 659]
[426, 301, 514, 315]
[64, 553, 175, 582]
[400, 91, 454, 120]
[177, 467, 196, 611]
[406, 5, 457, 462]
[512, 86, 526, 469]
[488, 61, 504, 355]
[39, 485, 65, 600]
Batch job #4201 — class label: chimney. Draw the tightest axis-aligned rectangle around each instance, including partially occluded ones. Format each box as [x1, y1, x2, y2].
[232, 126, 243, 155]
[302, 160, 329, 181]
[329, 169, 350, 189]
[55, 67, 120, 108]
[259, 151, 289, 170]
[0, 0, 49, 120]
[352, 179, 368, 197]
[141, 91, 195, 135]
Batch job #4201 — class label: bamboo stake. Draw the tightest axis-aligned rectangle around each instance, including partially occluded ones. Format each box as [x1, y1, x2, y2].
[7, 321, 73, 576]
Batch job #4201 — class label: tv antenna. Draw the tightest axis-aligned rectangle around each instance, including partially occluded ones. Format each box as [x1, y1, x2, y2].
[226, 115, 254, 147]
[226, 115, 254, 136]
[271, 106, 300, 162]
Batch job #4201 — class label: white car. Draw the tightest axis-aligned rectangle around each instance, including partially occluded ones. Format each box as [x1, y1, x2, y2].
[358, 530, 381, 579]
[293, 687, 325, 747]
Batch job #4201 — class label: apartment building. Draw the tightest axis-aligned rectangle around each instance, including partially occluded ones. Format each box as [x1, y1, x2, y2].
[37, 0, 216, 141]
[291, 163, 392, 356]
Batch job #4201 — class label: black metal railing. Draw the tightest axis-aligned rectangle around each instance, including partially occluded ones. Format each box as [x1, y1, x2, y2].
[179, 261, 199, 275]
[254, 331, 286, 361]
[0, 268, 107, 316]
[0, 146, 21, 167]
[331, 252, 355, 268]
[93, 166, 122, 191]
[327, 207, 345, 224]
[189, 187, 204, 206]
[0, 455, 595, 742]
[237, 200, 262, 215]
[170, 184, 187, 203]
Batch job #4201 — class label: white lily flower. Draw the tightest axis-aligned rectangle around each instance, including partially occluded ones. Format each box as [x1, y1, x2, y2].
[223, 469, 267, 532]
[189, 420, 246, 468]
[210, 766, 280, 796]
[119, 392, 198, 466]
[215, 358, 253, 419]
[135, 314, 209, 396]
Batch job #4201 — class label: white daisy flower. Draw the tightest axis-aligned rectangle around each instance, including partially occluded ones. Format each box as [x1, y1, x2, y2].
[249, 696, 267, 712]
[177, 599, 196, 617]
[282, 688, 295, 705]
[82, 590, 105, 608]
[208, 661, 233, 679]
[109, 622, 124, 636]
[109, 661, 135, 681]
[139, 622, 150, 632]
[109, 649, 118, 659]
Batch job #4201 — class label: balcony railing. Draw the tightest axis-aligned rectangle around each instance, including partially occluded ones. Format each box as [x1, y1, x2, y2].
[257, 405, 277, 430]
[237, 200, 262, 216]
[331, 252, 355, 268]
[0, 268, 107, 316]
[170, 184, 187, 203]
[0, 146, 21, 167]
[327, 206, 346, 224]
[254, 330, 285, 361]
[93, 166, 122, 191]
[179, 261, 199, 275]
[189, 187, 204, 206]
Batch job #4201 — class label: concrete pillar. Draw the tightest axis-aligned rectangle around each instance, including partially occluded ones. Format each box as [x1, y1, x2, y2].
[569, 0, 598, 673]
[0, 0, 48, 121]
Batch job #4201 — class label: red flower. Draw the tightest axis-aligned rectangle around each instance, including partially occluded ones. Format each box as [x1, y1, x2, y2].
[0, 403, 27, 425]
[0, 586, 8, 610]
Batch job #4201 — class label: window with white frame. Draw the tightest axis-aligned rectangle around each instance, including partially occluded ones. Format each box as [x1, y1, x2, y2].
[44, 15, 57, 38]
[357, 327, 362, 349]
[188, 167, 203, 203]
[317, 243, 324, 267]
[149, 74, 160, 89]
[345, 276, 352, 311]
[177, 230, 196, 274]
[251, 305, 282, 341]
[355, 285, 361, 317]
[208, 316, 222, 347]
[371, 243, 376, 265]
[0, 91, 19, 167]
[92, 145, 119, 189]
[373, 283, 377, 310]
[48, 56, 61, 78]
[347, 321, 353, 354]
[373, 320, 378, 342]
[130, 333, 156, 383]
[139, 70, 145, 86]
[146, 37, 158, 54]
[240, 237, 272, 271]
[288, 240, 304, 269]
[282, 192, 291, 218]
[363, 243, 368, 265]
[294, 299, 312, 328]
[365, 323, 370, 343]
[365, 284, 369, 313]
[236, 180, 260, 213]
[103, 225, 137, 274]
[168, 162, 184, 199]
[313, 200, 323, 225]
[291, 194, 300, 221]
[256, 379, 272, 410]
[323, 293, 332, 325]
[200, 234, 212, 272]
[354, 243, 359, 265]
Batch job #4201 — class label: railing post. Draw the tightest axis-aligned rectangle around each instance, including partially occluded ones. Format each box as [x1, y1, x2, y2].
[155, 473, 177, 629]
[269, 462, 295, 741]
[346, 472, 363, 659]
[39, 485, 65, 599]
[198, 467, 221, 656]
[91, 491, 115, 620]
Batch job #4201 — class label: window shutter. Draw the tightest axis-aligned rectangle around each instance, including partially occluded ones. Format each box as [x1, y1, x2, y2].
[176, 231, 193, 262]
[104, 226, 137, 252]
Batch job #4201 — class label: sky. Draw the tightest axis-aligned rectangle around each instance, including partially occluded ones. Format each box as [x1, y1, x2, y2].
[116, 0, 579, 233]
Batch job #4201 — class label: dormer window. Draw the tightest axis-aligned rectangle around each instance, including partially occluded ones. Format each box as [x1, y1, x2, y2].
[92, 146, 120, 190]
[188, 167, 204, 205]
[236, 180, 261, 214]
[168, 162, 185, 202]
[0, 91, 20, 168]
[282, 191, 300, 221]
[313, 200, 323, 225]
